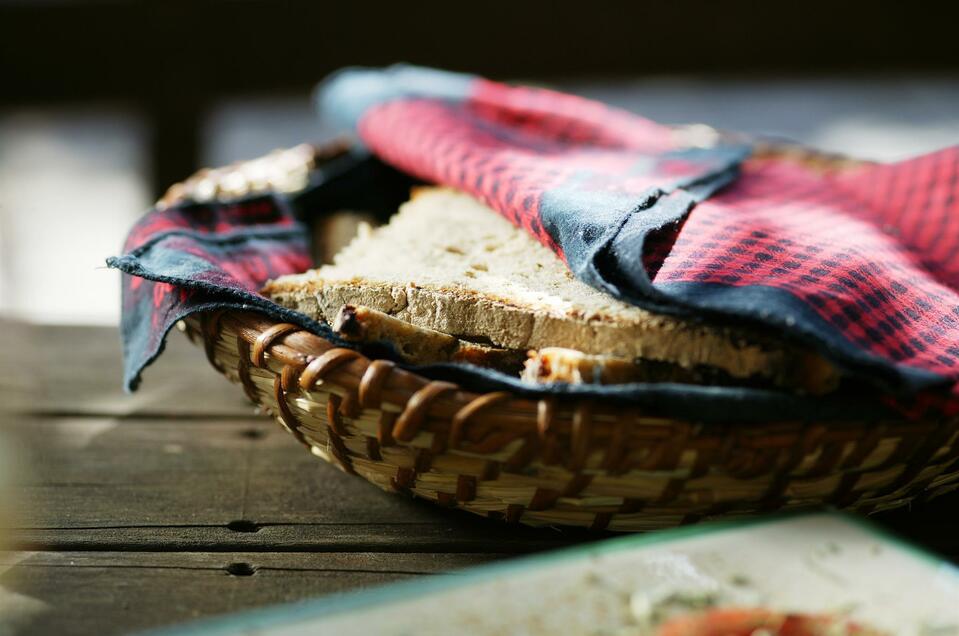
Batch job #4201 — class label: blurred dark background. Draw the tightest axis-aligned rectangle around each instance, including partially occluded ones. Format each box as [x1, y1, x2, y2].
[1, 0, 958, 324]
[5, 0, 959, 195]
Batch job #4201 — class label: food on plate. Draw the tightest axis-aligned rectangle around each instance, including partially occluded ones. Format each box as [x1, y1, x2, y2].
[653, 607, 886, 635]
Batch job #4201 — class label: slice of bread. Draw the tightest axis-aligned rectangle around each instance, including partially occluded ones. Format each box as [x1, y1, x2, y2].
[523, 348, 648, 385]
[264, 187, 840, 394]
[522, 348, 747, 386]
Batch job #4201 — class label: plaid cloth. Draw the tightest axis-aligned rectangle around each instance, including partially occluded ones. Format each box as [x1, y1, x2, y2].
[109, 65, 959, 419]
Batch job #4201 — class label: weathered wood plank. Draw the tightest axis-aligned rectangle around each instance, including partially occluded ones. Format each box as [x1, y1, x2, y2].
[0, 551, 505, 636]
[9, 523, 575, 554]
[2, 416, 576, 552]
[8, 322, 250, 417]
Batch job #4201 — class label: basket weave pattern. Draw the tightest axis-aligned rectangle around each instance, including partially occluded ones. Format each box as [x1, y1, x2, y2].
[186, 311, 959, 531]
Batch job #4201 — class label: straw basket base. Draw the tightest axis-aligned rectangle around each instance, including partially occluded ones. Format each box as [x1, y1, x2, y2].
[184, 311, 959, 532]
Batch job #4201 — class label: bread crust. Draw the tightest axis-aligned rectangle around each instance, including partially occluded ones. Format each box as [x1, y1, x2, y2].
[265, 188, 842, 394]
[333, 304, 524, 371]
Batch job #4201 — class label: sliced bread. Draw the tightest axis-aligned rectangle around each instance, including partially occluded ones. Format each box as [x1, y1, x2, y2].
[263, 187, 839, 394]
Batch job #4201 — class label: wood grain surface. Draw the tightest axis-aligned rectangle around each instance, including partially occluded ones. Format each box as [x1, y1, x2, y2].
[1, 324, 957, 635]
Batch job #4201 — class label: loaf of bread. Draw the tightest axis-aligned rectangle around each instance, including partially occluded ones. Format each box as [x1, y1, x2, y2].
[264, 187, 840, 394]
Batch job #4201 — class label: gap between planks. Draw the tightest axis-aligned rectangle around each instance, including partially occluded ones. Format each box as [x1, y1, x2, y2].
[0, 551, 507, 636]
[7, 522, 582, 554]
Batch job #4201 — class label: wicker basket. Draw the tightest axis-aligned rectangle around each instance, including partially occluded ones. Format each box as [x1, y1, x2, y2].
[183, 310, 959, 532]
[163, 138, 959, 531]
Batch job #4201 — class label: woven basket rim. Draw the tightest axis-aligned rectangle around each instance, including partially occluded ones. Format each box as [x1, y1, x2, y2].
[184, 309, 959, 532]
[191, 311, 934, 426]
[172, 140, 959, 532]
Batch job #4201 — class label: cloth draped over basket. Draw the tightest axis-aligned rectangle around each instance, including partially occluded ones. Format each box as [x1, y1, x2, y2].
[108, 65, 959, 418]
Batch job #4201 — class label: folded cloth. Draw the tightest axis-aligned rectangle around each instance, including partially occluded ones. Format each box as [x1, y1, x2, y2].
[109, 65, 959, 418]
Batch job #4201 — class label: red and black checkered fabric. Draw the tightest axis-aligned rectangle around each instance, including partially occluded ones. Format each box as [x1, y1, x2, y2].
[341, 66, 959, 412]
[659, 154, 959, 384]
[111, 65, 959, 418]
[358, 80, 731, 257]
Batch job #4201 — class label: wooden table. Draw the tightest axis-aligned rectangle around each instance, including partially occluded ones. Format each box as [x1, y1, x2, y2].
[2, 322, 957, 635]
